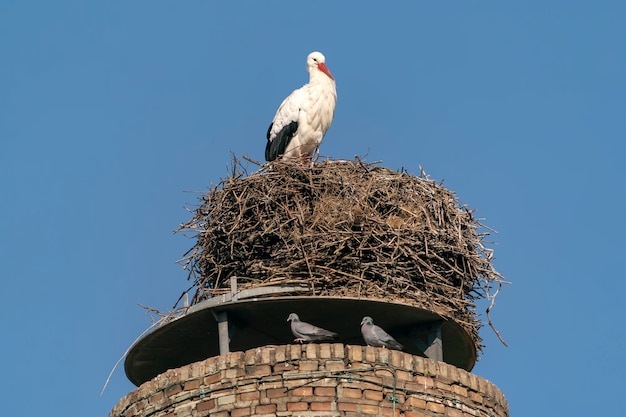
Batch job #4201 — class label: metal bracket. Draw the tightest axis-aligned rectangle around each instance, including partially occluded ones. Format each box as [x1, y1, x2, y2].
[206, 277, 311, 356]
[408, 320, 444, 361]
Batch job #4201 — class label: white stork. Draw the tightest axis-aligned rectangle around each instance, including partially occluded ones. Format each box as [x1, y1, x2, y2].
[265, 51, 337, 162]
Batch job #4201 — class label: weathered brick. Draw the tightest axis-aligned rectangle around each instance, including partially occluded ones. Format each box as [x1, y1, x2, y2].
[258, 380, 283, 390]
[425, 359, 439, 377]
[337, 397, 380, 407]
[305, 343, 318, 359]
[435, 380, 452, 392]
[149, 392, 164, 404]
[230, 407, 251, 417]
[233, 400, 253, 409]
[290, 386, 313, 396]
[288, 344, 302, 360]
[134, 399, 147, 412]
[389, 350, 403, 367]
[378, 348, 389, 364]
[447, 365, 459, 383]
[364, 346, 377, 362]
[310, 401, 333, 411]
[477, 375, 488, 394]
[403, 353, 414, 371]
[338, 402, 359, 412]
[245, 364, 271, 376]
[485, 380, 496, 401]
[361, 404, 380, 414]
[325, 360, 345, 371]
[213, 355, 227, 372]
[208, 412, 229, 417]
[319, 344, 332, 358]
[244, 350, 256, 365]
[261, 347, 276, 364]
[468, 373, 480, 391]
[225, 367, 244, 378]
[140, 405, 156, 417]
[273, 362, 293, 373]
[165, 384, 182, 397]
[380, 406, 401, 417]
[188, 362, 205, 379]
[405, 411, 427, 417]
[458, 369, 470, 388]
[196, 399, 216, 412]
[416, 375, 434, 389]
[403, 381, 421, 393]
[298, 360, 319, 371]
[174, 403, 193, 416]
[123, 404, 136, 417]
[255, 404, 277, 414]
[314, 387, 336, 397]
[203, 372, 221, 385]
[183, 379, 201, 391]
[413, 357, 425, 374]
[287, 402, 308, 411]
[143, 381, 160, 398]
[363, 389, 383, 401]
[405, 396, 426, 409]
[396, 369, 412, 382]
[445, 407, 464, 417]
[453, 384, 468, 397]
[341, 387, 362, 399]
[343, 380, 382, 392]
[267, 388, 287, 398]
[347, 345, 363, 362]
[239, 390, 259, 401]
[209, 386, 233, 398]
[332, 343, 345, 359]
[282, 377, 312, 389]
[203, 362, 218, 377]
[426, 401, 445, 413]
[274, 400, 288, 412]
[228, 351, 245, 368]
[470, 391, 483, 403]
[217, 394, 236, 406]
[438, 363, 451, 382]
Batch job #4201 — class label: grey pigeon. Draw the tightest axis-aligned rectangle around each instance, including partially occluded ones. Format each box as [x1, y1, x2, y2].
[360, 316, 404, 350]
[287, 313, 338, 343]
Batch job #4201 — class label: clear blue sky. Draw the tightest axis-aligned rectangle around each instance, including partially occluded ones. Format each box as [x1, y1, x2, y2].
[1, 1, 624, 416]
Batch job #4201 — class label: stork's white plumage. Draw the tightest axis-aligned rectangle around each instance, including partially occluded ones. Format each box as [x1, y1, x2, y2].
[265, 51, 337, 162]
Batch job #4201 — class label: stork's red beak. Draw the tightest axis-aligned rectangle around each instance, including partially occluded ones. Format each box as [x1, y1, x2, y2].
[318, 62, 334, 80]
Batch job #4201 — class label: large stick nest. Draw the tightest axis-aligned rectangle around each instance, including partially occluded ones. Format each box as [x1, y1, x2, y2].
[176, 157, 505, 353]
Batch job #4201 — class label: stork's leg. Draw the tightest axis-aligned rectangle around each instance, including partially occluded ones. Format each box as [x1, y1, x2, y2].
[297, 148, 308, 165]
[310, 147, 320, 168]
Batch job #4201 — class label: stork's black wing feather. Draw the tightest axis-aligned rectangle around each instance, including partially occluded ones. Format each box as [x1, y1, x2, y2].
[265, 121, 298, 161]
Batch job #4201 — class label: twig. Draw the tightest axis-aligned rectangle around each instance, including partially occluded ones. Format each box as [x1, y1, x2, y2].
[486, 280, 508, 347]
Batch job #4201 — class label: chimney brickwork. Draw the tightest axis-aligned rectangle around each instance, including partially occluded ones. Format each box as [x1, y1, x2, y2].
[110, 343, 507, 417]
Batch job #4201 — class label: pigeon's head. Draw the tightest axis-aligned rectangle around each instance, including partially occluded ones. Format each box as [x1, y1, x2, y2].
[361, 316, 374, 326]
[287, 313, 300, 322]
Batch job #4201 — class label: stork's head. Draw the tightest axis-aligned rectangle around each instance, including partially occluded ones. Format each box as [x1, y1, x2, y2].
[307, 51, 334, 81]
